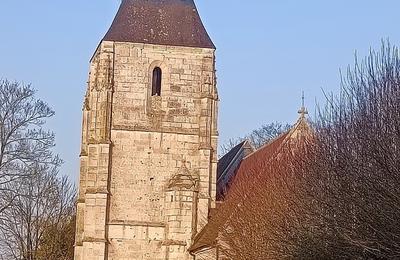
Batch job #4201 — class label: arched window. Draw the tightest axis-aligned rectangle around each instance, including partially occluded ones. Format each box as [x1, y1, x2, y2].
[152, 67, 162, 96]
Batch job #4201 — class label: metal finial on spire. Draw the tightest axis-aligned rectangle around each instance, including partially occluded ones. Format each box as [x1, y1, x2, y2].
[298, 91, 308, 118]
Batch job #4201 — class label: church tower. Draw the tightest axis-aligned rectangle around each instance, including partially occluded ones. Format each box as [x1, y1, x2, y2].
[74, 0, 218, 259]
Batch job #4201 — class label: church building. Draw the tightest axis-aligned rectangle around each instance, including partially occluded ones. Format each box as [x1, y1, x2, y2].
[74, 1, 308, 259]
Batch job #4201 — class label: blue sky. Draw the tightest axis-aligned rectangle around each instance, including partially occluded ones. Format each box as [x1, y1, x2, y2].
[1, 0, 399, 181]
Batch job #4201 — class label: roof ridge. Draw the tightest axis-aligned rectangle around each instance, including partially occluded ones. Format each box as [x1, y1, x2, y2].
[242, 131, 290, 161]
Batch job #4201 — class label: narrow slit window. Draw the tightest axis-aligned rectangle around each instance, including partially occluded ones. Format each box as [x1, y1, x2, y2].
[152, 67, 162, 96]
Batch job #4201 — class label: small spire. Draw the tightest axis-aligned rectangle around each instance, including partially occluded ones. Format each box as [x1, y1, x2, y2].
[298, 91, 308, 119]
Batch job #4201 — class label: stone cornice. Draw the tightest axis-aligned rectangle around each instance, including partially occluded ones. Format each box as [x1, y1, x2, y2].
[113, 124, 199, 136]
[83, 237, 107, 243]
[85, 188, 109, 195]
[108, 220, 166, 228]
[162, 239, 187, 246]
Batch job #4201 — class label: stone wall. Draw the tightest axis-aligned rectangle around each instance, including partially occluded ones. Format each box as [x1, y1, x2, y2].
[75, 41, 218, 260]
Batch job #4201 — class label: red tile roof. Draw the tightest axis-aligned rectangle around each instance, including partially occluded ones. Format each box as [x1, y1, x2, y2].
[189, 132, 290, 252]
[190, 116, 312, 253]
[103, 0, 215, 49]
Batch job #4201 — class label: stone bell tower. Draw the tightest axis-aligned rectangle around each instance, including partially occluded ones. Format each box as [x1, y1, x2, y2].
[74, 0, 218, 259]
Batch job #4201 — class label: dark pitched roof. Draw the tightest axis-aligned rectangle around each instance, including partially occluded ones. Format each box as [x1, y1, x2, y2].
[103, 0, 215, 49]
[217, 140, 255, 201]
[217, 141, 247, 180]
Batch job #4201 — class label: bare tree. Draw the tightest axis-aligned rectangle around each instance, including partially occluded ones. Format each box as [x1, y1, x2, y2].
[0, 80, 76, 260]
[0, 164, 75, 260]
[0, 80, 58, 213]
[216, 41, 400, 259]
[300, 41, 400, 259]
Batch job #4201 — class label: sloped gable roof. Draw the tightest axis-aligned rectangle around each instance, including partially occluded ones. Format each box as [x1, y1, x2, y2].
[190, 132, 290, 253]
[190, 116, 312, 253]
[217, 141, 247, 180]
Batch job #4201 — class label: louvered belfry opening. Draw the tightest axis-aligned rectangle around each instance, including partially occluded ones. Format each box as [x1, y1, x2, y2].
[152, 67, 162, 96]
